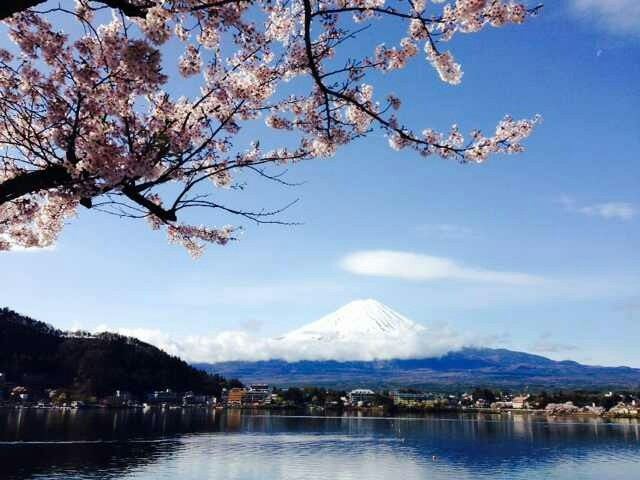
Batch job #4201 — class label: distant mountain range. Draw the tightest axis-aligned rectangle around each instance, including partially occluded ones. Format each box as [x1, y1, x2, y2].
[196, 349, 640, 390]
[195, 299, 640, 390]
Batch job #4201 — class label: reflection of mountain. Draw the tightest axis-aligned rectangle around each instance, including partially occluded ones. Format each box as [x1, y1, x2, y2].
[197, 300, 640, 389]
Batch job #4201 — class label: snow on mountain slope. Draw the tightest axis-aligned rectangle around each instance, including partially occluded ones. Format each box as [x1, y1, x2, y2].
[268, 299, 461, 362]
[280, 299, 425, 343]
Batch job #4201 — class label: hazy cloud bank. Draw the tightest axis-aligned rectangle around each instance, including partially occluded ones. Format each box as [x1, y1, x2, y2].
[95, 322, 470, 363]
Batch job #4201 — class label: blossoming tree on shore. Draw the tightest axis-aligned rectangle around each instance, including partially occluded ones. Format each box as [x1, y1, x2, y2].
[0, 0, 542, 256]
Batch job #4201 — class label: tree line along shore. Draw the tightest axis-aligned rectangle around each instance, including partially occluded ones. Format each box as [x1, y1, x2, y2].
[2, 382, 639, 419]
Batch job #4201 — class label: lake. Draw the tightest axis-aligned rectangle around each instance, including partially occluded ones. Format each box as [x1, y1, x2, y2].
[1, 408, 639, 479]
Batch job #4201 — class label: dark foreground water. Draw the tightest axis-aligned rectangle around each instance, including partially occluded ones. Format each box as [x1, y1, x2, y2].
[1, 409, 639, 480]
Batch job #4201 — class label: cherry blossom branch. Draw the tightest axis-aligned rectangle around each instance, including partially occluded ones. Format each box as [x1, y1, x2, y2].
[0, 0, 543, 255]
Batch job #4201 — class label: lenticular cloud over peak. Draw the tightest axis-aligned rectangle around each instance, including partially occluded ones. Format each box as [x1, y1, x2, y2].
[97, 299, 466, 363]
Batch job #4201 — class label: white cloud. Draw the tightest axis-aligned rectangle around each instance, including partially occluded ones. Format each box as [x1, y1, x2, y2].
[94, 323, 468, 363]
[560, 195, 636, 220]
[340, 250, 543, 285]
[571, 0, 640, 34]
[579, 202, 636, 220]
[530, 332, 578, 355]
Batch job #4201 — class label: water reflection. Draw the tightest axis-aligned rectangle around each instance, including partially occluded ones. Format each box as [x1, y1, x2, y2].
[1, 410, 639, 480]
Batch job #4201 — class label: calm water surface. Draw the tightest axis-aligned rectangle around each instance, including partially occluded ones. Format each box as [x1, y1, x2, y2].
[1, 408, 639, 479]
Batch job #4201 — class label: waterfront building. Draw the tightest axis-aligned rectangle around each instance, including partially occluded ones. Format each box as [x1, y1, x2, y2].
[347, 389, 376, 405]
[459, 393, 474, 406]
[103, 390, 136, 407]
[244, 384, 271, 405]
[227, 388, 246, 407]
[390, 391, 430, 405]
[182, 392, 213, 406]
[512, 395, 530, 409]
[116, 390, 133, 401]
[147, 389, 179, 404]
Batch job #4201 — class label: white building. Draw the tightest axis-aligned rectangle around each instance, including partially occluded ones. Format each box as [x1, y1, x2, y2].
[512, 395, 530, 409]
[347, 389, 376, 405]
[390, 391, 430, 405]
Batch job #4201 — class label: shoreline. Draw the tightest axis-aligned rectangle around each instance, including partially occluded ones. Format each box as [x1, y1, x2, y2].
[1, 403, 637, 420]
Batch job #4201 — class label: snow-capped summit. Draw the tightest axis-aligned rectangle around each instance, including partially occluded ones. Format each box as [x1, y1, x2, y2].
[279, 299, 425, 344]
[264, 299, 461, 361]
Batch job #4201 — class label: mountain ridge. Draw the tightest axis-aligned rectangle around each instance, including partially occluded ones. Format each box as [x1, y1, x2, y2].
[195, 348, 640, 390]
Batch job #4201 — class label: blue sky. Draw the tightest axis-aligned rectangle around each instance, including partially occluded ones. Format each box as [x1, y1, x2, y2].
[1, 1, 639, 366]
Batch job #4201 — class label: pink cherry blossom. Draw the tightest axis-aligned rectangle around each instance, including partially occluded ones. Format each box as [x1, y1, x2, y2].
[0, 0, 542, 255]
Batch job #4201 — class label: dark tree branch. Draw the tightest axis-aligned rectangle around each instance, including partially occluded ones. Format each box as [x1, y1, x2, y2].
[0, 166, 72, 204]
[0, 0, 150, 20]
[0, 168, 177, 223]
[0, 0, 46, 21]
[121, 184, 177, 222]
[100, 0, 151, 18]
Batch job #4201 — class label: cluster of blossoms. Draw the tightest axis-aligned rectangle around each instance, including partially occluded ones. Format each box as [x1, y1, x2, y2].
[388, 115, 541, 162]
[167, 224, 235, 259]
[0, 0, 540, 255]
[375, 38, 419, 71]
[425, 44, 462, 85]
[0, 193, 78, 250]
[179, 45, 203, 77]
[344, 84, 377, 133]
[465, 114, 542, 162]
[266, 2, 298, 43]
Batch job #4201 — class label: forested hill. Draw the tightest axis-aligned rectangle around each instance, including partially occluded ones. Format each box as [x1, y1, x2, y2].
[0, 308, 237, 397]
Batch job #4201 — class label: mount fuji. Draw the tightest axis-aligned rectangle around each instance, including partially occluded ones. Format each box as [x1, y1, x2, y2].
[196, 300, 640, 390]
[265, 299, 453, 362]
[279, 299, 426, 343]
